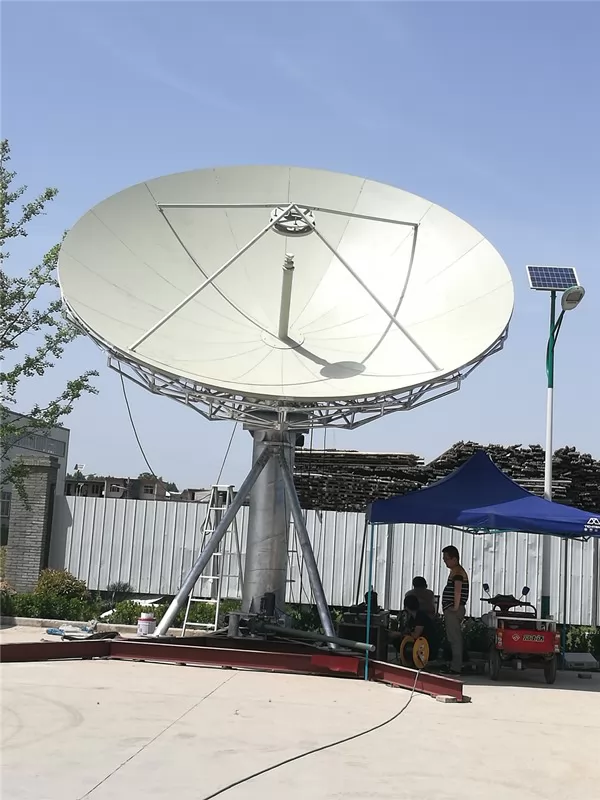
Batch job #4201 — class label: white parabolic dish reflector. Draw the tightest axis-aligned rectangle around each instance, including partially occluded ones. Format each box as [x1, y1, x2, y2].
[58, 166, 513, 422]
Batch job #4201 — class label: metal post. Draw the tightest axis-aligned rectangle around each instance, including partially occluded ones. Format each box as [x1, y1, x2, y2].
[561, 537, 569, 658]
[278, 451, 337, 642]
[242, 429, 295, 614]
[154, 448, 272, 636]
[592, 537, 599, 628]
[259, 622, 375, 653]
[541, 291, 556, 618]
[278, 254, 295, 340]
[364, 522, 376, 680]
[354, 518, 368, 607]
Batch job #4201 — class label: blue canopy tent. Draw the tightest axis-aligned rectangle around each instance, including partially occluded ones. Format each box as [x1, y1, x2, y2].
[368, 450, 600, 537]
[360, 451, 600, 678]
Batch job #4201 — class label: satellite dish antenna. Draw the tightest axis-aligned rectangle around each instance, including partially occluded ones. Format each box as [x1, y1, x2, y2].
[58, 165, 514, 638]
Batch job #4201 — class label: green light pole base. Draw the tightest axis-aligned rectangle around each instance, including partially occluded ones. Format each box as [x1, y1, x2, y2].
[541, 596, 550, 619]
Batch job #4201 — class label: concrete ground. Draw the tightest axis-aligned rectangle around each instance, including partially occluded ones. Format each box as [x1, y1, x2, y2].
[1, 625, 599, 800]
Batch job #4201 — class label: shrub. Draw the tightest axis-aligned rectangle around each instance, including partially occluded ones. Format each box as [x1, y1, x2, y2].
[8, 591, 100, 621]
[565, 625, 600, 658]
[108, 598, 241, 627]
[285, 604, 343, 633]
[1, 589, 16, 616]
[462, 618, 492, 653]
[35, 569, 89, 600]
[109, 600, 154, 625]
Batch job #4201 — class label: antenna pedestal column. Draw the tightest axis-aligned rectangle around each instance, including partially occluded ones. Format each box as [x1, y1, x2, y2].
[241, 428, 295, 614]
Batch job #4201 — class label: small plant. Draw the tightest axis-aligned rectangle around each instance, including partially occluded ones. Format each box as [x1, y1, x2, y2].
[106, 581, 134, 605]
[565, 625, 600, 658]
[285, 604, 343, 633]
[109, 600, 150, 625]
[34, 569, 89, 600]
[462, 618, 491, 653]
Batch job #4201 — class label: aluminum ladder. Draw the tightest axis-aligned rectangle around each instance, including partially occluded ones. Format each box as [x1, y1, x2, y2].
[181, 485, 244, 636]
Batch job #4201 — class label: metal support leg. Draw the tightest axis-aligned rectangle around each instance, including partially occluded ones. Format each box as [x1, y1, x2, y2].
[278, 450, 336, 644]
[154, 448, 272, 636]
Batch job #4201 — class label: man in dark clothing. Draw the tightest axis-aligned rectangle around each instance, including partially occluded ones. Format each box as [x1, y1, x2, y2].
[403, 594, 436, 655]
[404, 576, 436, 619]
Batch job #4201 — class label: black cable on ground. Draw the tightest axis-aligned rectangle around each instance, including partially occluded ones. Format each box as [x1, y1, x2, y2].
[199, 669, 422, 800]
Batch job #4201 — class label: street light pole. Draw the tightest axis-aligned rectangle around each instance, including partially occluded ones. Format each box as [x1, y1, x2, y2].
[541, 291, 557, 618]
[540, 285, 585, 619]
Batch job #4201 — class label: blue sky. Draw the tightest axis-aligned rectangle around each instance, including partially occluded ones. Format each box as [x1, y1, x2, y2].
[3, 1, 599, 490]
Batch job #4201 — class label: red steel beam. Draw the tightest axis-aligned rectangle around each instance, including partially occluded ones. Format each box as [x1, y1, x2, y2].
[369, 659, 464, 701]
[0, 639, 111, 663]
[109, 639, 362, 678]
[0, 639, 463, 700]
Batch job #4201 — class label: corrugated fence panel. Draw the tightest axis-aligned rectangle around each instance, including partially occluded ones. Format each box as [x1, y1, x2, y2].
[51, 496, 598, 624]
[549, 535, 599, 626]
[384, 526, 542, 616]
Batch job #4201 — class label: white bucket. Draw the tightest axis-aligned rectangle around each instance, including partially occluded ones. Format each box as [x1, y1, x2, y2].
[137, 611, 156, 636]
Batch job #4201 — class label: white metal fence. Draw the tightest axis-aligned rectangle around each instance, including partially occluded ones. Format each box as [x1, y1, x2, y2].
[50, 495, 600, 625]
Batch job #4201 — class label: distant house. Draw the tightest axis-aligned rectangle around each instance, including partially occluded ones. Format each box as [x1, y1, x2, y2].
[179, 488, 212, 503]
[64, 475, 169, 500]
[1, 412, 70, 544]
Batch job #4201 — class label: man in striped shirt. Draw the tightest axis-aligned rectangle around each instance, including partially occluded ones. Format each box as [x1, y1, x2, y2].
[441, 545, 469, 674]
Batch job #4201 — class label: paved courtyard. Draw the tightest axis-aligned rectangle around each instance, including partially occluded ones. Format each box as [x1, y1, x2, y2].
[1, 625, 598, 799]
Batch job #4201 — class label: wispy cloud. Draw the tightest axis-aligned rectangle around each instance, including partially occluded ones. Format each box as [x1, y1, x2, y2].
[269, 49, 396, 135]
[78, 13, 243, 116]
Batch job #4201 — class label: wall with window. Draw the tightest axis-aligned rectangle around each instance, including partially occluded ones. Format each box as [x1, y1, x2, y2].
[1, 490, 11, 546]
[4, 417, 69, 495]
[2, 415, 70, 546]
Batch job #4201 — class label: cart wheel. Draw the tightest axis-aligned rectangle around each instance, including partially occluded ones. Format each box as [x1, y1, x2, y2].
[543, 655, 557, 685]
[489, 647, 502, 681]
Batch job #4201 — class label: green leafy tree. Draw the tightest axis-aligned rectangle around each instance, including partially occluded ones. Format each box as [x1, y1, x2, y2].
[0, 139, 98, 498]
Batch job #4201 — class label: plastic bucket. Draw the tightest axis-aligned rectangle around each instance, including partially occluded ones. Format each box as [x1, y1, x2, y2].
[137, 611, 156, 636]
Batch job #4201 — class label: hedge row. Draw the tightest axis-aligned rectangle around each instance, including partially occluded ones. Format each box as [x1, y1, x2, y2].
[0, 591, 241, 628]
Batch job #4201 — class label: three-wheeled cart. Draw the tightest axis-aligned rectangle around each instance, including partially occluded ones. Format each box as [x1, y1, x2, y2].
[481, 584, 560, 684]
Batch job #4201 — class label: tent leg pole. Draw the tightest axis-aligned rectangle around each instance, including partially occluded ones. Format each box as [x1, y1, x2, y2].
[364, 522, 376, 680]
[354, 518, 368, 607]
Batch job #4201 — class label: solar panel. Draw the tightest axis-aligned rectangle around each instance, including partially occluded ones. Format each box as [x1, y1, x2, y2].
[526, 265, 578, 291]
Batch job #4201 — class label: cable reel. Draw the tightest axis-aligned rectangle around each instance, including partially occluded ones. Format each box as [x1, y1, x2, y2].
[399, 635, 430, 669]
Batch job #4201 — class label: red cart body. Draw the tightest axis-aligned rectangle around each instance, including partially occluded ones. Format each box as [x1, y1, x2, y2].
[482, 588, 559, 683]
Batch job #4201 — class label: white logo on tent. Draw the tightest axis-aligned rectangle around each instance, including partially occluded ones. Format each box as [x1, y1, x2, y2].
[584, 517, 600, 532]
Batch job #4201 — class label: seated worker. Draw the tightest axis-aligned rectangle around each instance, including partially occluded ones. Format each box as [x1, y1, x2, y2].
[403, 594, 436, 654]
[404, 576, 436, 619]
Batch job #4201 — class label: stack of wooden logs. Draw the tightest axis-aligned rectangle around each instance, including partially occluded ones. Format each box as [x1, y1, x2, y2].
[293, 449, 424, 512]
[293, 441, 600, 513]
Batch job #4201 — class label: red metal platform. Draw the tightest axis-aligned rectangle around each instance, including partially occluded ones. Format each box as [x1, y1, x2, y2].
[0, 636, 463, 701]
